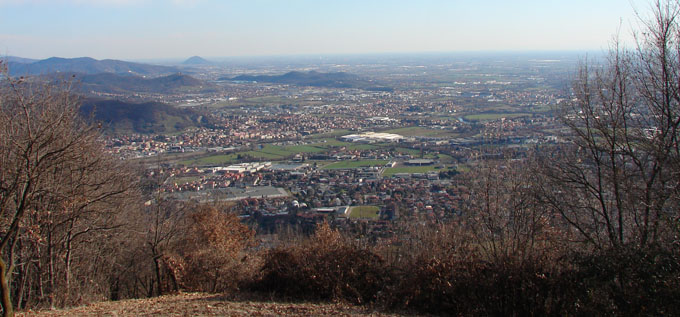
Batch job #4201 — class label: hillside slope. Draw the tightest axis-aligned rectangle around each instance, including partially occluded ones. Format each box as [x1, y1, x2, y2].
[80, 99, 208, 134]
[226, 71, 392, 91]
[8, 57, 179, 76]
[17, 293, 401, 316]
[75, 72, 212, 94]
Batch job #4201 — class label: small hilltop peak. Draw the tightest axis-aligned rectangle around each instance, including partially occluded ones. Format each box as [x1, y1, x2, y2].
[182, 56, 211, 65]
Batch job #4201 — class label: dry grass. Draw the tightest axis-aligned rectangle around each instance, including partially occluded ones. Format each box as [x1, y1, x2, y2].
[18, 293, 402, 317]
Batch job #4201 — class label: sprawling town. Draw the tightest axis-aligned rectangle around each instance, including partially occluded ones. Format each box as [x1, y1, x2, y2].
[7, 0, 680, 314]
[103, 54, 576, 236]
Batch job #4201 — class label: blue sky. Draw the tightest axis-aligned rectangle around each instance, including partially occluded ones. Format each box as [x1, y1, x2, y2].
[0, 0, 649, 60]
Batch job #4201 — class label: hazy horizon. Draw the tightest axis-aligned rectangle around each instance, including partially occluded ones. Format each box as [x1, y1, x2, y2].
[0, 0, 649, 60]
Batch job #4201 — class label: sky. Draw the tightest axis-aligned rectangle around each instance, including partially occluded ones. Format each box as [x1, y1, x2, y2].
[0, 0, 651, 60]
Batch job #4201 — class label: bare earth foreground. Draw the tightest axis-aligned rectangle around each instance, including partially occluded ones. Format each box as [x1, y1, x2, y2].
[17, 293, 404, 316]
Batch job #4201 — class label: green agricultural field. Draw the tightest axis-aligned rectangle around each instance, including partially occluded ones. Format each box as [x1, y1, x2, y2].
[245, 144, 329, 160]
[251, 145, 293, 158]
[283, 144, 327, 153]
[349, 206, 380, 220]
[307, 160, 336, 168]
[456, 164, 471, 172]
[530, 104, 554, 113]
[177, 142, 336, 166]
[344, 143, 381, 150]
[311, 138, 353, 147]
[179, 153, 239, 166]
[463, 113, 531, 121]
[393, 147, 421, 155]
[242, 150, 285, 160]
[322, 160, 388, 169]
[383, 166, 442, 176]
[436, 153, 455, 163]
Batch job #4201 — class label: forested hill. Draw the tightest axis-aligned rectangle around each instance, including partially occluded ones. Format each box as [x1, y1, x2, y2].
[72, 72, 212, 94]
[80, 98, 209, 134]
[8, 56, 179, 77]
[225, 70, 393, 91]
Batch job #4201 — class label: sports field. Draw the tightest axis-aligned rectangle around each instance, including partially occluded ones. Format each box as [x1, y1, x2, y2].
[349, 206, 380, 219]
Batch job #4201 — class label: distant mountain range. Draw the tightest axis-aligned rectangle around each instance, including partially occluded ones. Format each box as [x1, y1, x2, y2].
[224, 71, 392, 91]
[2, 56, 38, 64]
[56, 72, 213, 94]
[80, 98, 210, 134]
[182, 56, 212, 65]
[7, 57, 179, 77]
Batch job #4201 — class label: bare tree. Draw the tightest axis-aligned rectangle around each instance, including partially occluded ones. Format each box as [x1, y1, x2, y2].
[464, 155, 560, 265]
[145, 198, 189, 297]
[0, 63, 137, 316]
[541, 0, 680, 249]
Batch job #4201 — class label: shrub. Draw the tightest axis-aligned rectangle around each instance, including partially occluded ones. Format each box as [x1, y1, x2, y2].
[252, 222, 389, 304]
[386, 243, 568, 315]
[564, 245, 680, 316]
[172, 206, 254, 293]
[387, 240, 680, 315]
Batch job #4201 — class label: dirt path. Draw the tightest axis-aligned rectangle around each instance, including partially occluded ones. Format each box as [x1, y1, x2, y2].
[18, 293, 403, 316]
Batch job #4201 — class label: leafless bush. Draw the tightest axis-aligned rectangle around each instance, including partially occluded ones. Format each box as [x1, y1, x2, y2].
[112, 202, 255, 299]
[252, 222, 388, 304]
[171, 205, 254, 293]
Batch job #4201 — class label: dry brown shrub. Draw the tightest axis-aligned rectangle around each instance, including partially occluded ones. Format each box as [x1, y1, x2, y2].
[252, 222, 389, 304]
[171, 205, 254, 293]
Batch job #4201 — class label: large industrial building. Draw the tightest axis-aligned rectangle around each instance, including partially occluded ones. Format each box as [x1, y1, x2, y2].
[340, 132, 404, 143]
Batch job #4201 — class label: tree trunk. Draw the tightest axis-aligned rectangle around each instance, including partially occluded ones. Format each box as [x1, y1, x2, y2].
[36, 245, 44, 305]
[15, 262, 28, 311]
[0, 258, 14, 317]
[47, 230, 54, 309]
[64, 221, 74, 304]
[153, 255, 163, 296]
